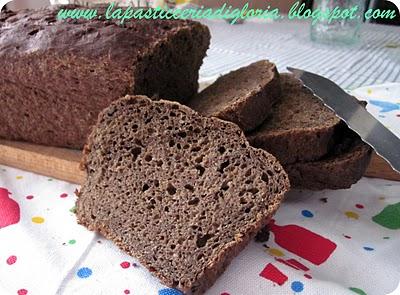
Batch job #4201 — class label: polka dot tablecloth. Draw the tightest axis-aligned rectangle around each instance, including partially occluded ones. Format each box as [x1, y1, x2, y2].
[0, 86, 399, 294]
[0, 167, 400, 295]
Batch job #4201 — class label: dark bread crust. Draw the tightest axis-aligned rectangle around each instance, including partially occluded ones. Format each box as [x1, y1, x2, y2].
[247, 73, 341, 164]
[0, 6, 210, 148]
[76, 95, 290, 294]
[285, 129, 372, 190]
[188, 60, 281, 132]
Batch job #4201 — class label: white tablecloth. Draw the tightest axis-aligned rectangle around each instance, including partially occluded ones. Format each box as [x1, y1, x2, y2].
[1, 20, 400, 295]
[200, 19, 400, 90]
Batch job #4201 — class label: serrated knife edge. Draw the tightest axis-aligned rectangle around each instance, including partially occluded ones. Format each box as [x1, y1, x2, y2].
[288, 67, 400, 174]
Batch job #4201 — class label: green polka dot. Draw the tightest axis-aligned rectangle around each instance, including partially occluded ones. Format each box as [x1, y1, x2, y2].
[349, 287, 367, 295]
[69, 239, 76, 245]
[383, 236, 390, 239]
[69, 206, 76, 213]
[48, 178, 53, 181]
[372, 202, 400, 229]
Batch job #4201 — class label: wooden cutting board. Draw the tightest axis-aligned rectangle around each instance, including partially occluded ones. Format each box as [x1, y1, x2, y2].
[0, 140, 84, 184]
[0, 140, 399, 184]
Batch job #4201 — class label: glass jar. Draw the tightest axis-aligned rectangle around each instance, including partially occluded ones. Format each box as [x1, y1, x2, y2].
[310, 0, 366, 45]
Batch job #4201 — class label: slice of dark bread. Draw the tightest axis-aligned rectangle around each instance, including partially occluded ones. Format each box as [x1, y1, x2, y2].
[187, 60, 281, 132]
[247, 73, 341, 164]
[76, 95, 290, 295]
[285, 127, 372, 190]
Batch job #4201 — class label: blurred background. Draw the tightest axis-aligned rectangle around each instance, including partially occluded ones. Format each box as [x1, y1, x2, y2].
[3, 0, 399, 25]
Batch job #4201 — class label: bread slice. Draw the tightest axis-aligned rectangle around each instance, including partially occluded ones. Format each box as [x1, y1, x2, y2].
[285, 127, 372, 190]
[187, 60, 281, 132]
[76, 95, 290, 295]
[247, 73, 341, 164]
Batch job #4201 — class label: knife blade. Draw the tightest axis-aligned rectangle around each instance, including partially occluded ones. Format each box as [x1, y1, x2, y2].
[287, 67, 400, 174]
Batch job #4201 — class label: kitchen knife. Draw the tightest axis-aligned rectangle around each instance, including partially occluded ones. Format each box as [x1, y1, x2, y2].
[287, 67, 400, 174]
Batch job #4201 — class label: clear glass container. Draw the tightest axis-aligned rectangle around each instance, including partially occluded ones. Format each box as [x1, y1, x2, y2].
[310, 0, 365, 45]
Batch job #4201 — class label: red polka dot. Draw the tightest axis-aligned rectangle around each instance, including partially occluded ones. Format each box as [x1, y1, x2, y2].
[304, 274, 312, 279]
[355, 204, 364, 209]
[124, 290, 130, 294]
[60, 193, 68, 198]
[221, 293, 230, 295]
[17, 289, 28, 295]
[7, 255, 17, 265]
[26, 195, 34, 200]
[120, 261, 131, 269]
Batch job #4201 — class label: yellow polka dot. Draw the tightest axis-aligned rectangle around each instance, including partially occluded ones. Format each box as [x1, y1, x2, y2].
[385, 43, 400, 48]
[16, 176, 23, 180]
[32, 216, 45, 224]
[345, 211, 359, 220]
[367, 89, 372, 95]
[267, 248, 285, 257]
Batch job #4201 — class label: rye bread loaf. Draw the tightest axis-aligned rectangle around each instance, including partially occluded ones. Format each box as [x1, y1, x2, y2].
[187, 60, 281, 132]
[247, 73, 341, 164]
[0, 5, 210, 148]
[76, 95, 290, 295]
[285, 127, 372, 190]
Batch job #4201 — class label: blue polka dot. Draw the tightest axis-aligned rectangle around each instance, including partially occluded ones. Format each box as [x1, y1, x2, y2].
[301, 210, 314, 218]
[363, 246, 374, 251]
[291, 281, 304, 292]
[158, 289, 183, 295]
[77, 267, 93, 278]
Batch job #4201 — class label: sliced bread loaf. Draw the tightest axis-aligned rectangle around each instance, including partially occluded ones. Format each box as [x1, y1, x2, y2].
[0, 5, 210, 148]
[285, 128, 372, 190]
[76, 95, 290, 295]
[187, 60, 281, 132]
[247, 73, 341, 164]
